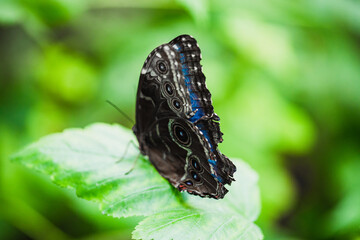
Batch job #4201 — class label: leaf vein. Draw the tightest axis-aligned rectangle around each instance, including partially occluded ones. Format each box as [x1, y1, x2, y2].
[147, 212, 200, 235]
[209, 216, 235, 240]
[112, 185, 170, 205]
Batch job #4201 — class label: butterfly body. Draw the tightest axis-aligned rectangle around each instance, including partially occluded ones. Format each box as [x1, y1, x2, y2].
[133, 35, 236, 199]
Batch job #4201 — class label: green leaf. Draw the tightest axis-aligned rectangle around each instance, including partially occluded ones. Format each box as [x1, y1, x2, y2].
[0, 1, 25, 25]
[133, 209, 262, 240]
[133, 160, 262, 240]
[11, 123, 263, 239]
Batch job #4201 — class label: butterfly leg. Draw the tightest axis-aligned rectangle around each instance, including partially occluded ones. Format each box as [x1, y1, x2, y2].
[116, 140, 138, 163]
[124, 153, 140, 175]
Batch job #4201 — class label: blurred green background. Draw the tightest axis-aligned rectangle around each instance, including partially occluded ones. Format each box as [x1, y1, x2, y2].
[1, 0, 360, 239]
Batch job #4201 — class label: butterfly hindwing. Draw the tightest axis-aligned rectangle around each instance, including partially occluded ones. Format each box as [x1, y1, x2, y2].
[146, 117, 228, 198]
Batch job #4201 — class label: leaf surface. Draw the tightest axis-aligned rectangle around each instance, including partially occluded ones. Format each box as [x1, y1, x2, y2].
[12, 123, 263, 239]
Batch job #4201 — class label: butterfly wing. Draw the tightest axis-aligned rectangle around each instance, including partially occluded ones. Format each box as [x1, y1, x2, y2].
[133, 41, 193, 142]
[145, 117, 227, 198]
[169, 35, 236, 186]
[133, 35, 236, 199]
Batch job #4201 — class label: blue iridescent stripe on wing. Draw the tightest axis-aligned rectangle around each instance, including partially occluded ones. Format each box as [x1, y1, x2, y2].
[174, 44, 224, 183]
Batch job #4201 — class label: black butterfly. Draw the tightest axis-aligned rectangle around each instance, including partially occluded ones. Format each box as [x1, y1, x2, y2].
[132, 35, 236, 199]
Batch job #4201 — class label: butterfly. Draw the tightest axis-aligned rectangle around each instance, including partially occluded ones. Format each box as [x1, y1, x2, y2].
[132, 35, 236, 199]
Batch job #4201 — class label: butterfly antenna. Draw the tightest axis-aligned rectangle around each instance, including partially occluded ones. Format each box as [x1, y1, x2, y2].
[106, 100, 135, 125]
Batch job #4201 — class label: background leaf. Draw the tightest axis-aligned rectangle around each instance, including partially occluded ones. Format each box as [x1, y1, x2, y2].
[11, 123, 263, 240]
[2, 0, 360, 238]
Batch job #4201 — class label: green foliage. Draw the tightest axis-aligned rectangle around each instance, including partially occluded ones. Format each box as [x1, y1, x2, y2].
[36, 45, 98, 104]
[2, 0, 360, 239]
[11, 123, 263, 240]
